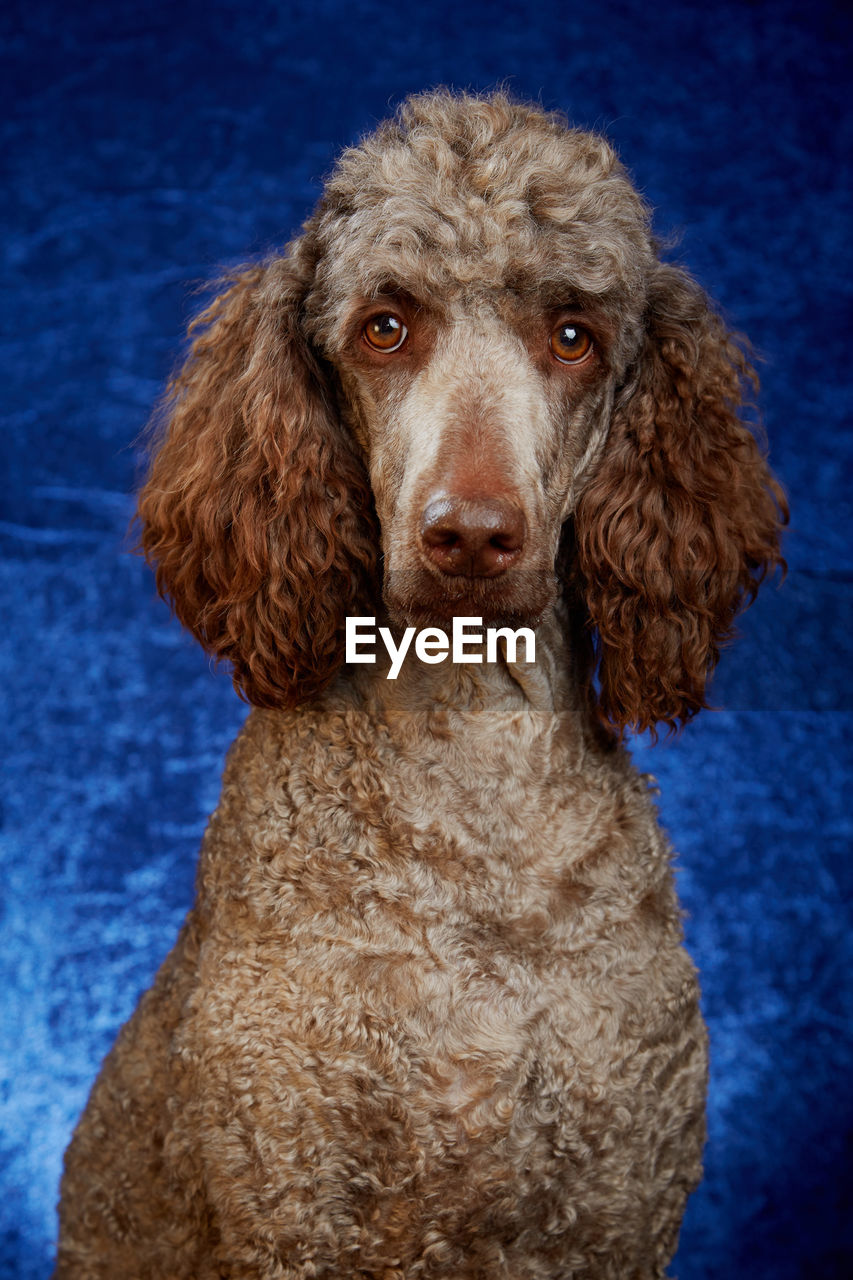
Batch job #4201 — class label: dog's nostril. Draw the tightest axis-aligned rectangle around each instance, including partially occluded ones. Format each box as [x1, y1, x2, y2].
[420, 496, 526, 577]
[490, 529, 523, 552]
[421, 523, 461, 550]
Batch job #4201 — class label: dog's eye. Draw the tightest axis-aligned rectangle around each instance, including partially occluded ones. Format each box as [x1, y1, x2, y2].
[550, 323, 593, 364]
[363, 313, 408, 353]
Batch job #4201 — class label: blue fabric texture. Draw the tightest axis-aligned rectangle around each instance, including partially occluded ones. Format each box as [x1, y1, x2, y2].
[1, 1, 851, 1275]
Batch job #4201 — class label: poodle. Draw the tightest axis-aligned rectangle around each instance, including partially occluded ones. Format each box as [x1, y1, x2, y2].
[55, 90, 786, 1279]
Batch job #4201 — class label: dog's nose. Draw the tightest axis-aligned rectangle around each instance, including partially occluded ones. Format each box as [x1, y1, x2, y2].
[420, 495, 526, 577]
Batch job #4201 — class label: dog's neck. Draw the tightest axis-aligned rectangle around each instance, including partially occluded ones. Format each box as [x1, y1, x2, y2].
[328, 604, 602, 815]
[345, 604, 583, 725]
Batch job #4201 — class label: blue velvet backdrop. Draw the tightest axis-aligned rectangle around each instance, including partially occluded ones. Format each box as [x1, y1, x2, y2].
[2, 1, 851, 1276]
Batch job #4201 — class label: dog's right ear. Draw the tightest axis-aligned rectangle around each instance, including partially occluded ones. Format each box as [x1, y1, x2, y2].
[570, 263, 787, 738]
[136, 258, 377, 708]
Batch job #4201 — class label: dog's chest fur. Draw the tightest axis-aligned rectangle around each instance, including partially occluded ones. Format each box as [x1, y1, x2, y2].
[165, 679, 706, 1276]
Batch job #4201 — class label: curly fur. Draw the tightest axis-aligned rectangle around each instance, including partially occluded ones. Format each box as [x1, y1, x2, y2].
[572, 264, 785, 733]
[139, 260, 379, 707]
[55, 90, 786, 1279]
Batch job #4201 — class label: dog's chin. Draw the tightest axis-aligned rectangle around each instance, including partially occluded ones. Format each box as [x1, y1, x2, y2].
[382, 567, 557, 631]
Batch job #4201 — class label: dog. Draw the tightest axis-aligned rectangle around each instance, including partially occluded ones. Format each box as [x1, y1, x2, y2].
[55, 89, 786, 1279]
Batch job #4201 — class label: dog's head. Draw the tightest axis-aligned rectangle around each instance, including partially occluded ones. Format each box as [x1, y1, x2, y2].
[138, 90, 786, 734]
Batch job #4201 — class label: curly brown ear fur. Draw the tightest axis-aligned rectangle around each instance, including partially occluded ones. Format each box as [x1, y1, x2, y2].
[572, 263, 788, 736]
[136, 258, 377, 708]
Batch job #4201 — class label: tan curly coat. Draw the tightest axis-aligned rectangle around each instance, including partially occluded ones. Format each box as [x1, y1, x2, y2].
[55, 90, 785, 1278]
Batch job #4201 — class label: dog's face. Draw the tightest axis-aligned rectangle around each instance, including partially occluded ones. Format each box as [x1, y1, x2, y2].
[300, 97, 654, 628]
[327, 286, 622, 628]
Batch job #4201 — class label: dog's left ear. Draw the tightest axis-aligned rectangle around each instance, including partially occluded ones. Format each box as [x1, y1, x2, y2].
[136, 257, 377, 708]
[571, 262, 788, 736]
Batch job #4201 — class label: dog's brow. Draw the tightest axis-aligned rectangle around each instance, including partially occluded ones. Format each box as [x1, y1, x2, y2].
[367, 278, 412, 301]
